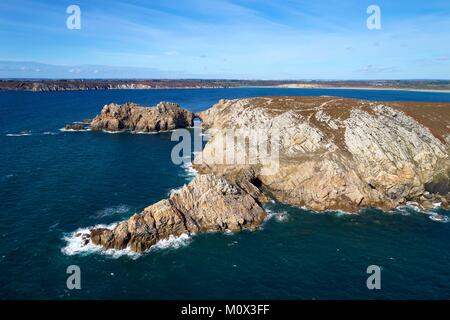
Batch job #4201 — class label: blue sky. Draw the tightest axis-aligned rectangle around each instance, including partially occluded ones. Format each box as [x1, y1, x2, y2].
[0, 0, 449, 79]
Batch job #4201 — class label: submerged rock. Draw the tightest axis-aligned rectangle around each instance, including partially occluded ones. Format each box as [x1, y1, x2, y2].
[64, 123, 86, 131]
[90, 101, 194, 132]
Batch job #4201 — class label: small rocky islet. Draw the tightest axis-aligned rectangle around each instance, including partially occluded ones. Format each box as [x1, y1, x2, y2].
[90, 101, 195, 132]
[64, 101, 194, 132]
[68, 96, 450, 253]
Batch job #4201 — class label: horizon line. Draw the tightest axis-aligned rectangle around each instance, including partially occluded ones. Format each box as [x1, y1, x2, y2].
[2, 78, 450, 81]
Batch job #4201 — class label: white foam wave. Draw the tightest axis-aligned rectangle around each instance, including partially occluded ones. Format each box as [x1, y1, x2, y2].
[275, 211, 290, 222]
[59, 128, 91, 132]
[392, 203, 423, 215]
[102, 130, 124, 134]
[131, 129, 176, 135]
[6, 133, 32, 137]
[334, 209, 353, 217]
[425, 206, 449, 223]
[149, 233, 192, 251]
[7, 131, 61, 136]
[264, 208, 290, 223]
[432, 202, 442, 208]
[62, 223, 140, 259]
[131, 131, 158, 135]
[62, 224, 193, 258]
[318, 209, 353, 217]
[92, 204, 131, 219]
[428, 214, 449, 223]
[405, 202, 422, 211]
[168, 187, 182, 196]
[180, 161, 198, 178]
[394, 203, 449, 223]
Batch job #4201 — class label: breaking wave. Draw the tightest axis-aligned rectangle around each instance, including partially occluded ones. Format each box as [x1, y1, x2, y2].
[264, 208, 290, 223]
[393, 203, 449, 223]
[428, 214, 449, 223]
[62, 224, 193, 259]
[59, 128, 91, 132]
[424, 206, 449, 224]
[102, 130, 124, 134]
[180, 161, 198, 179]
[131, 131, 159, 135]
[325, 209, 353, 217]
[395, 202, 422, 214]
[60, 223, 141, 259]
[6, 131, 63, 136]
[6, 132, 32, 137]
[149, 234, 192, 251]
[168, 187, 182, 196]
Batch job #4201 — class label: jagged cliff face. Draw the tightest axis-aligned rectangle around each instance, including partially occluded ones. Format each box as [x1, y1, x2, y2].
[196, 97, 450, 211]
[86, 96, 450, 253]
[90, 101, 194, 132]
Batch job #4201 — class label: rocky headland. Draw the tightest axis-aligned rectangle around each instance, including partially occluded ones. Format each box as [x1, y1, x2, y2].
[195, 97, 450, 211]
[77, 96, 450, 253]
[89, 101, 194, 132]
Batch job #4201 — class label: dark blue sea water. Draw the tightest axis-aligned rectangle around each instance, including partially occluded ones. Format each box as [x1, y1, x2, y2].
[1, 88, 450, 299]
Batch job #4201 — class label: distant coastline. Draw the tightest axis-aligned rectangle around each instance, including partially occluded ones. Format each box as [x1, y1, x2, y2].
[1, 79, 450, 92]
[270, 85, 450, 93]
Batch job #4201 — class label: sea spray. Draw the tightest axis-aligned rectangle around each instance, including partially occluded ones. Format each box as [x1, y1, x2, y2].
[263, 208, 290, 224]
[149, 233, 192, 251]
[62, 224, 193, 258]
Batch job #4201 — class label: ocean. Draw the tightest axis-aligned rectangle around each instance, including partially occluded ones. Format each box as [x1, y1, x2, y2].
[1, 88, 449, 299]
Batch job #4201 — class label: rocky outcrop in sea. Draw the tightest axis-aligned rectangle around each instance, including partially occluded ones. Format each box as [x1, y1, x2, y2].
[90, 101, 194, 132]
[90, 174, 267, 252]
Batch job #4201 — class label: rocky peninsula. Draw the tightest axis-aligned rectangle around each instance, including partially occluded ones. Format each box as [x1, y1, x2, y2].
[91, 174, 267, 252]
[77, 96, 450, 253]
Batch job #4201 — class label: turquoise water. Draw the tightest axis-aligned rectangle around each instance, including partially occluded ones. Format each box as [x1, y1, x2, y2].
[1, 88, 449, 299]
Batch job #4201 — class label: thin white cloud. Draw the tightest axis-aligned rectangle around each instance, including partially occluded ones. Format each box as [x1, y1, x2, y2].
[355, 65, 398, 74]
[1, 0, 450, 79]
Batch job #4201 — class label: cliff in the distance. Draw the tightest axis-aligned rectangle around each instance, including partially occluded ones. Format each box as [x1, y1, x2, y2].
[2, 79, 450, 91]
[81, 96, 450, 253]
[90, 101, 194, 132]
